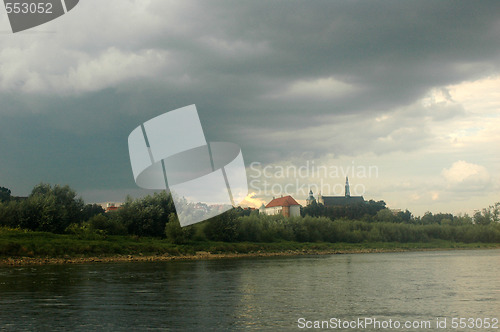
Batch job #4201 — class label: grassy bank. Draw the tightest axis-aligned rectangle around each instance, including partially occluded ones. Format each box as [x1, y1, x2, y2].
[1, 228, 498, 266]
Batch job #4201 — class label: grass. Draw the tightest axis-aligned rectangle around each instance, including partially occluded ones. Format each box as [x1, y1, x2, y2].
[0, 227, 498, 260]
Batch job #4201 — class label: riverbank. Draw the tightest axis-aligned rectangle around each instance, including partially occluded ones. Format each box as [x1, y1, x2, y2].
[1, 228, 498, 266]
[2, 245, 500, 266]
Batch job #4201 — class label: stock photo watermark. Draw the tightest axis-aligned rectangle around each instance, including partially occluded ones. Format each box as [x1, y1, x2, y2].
[128, 105, 248, 227]
[3, 0, 79, 33]
[248, 161, 379, 197]
[297, 316, 499, 330]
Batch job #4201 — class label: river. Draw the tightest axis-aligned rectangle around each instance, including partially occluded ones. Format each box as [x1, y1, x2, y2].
[0, 249, 498, 331]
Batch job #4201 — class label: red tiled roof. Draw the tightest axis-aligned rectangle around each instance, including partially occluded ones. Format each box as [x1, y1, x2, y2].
[265, 195, 300, 208]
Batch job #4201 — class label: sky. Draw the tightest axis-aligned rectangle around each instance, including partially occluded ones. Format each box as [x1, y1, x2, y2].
[0, 0, 499, 216]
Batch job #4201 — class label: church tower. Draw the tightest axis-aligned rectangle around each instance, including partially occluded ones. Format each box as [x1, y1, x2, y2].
[306, 189, 316, 206]
[345, 176, 350, 197]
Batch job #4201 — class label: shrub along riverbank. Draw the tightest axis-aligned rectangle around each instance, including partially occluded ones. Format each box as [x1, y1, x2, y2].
[0, 227, 498, 266]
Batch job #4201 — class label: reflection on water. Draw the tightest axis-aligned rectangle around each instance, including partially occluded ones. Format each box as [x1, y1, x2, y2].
[0, 249, 498, 331]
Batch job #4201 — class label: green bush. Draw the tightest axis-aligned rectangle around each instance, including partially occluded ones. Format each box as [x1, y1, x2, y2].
[165, 213, 194, 244]
[65, 223, 107, 240]
[233, 214, 500, 244]
[204, 210, 238, 242]
[88, 214, 127, 235]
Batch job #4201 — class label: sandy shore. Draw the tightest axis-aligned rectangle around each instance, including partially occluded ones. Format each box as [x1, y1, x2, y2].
[1, 247, 490, 266]
[0, 250, 357, 266]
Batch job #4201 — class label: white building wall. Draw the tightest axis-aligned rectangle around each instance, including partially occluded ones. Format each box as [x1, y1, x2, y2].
[290, 205, 300, 217]
[265, 205, 300, 216]
[265, 206, 282, 215]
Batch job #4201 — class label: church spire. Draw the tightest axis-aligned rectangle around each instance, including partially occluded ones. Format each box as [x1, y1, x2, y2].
[306, 188, 316, 206]
[345, 176, 350, 197]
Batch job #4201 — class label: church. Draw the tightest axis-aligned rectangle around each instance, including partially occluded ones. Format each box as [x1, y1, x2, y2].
[306, 177, 365, 207]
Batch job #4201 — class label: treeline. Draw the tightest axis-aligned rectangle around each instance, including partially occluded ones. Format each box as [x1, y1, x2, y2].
[0, 184, 499, 245]
[301, 200, 500, 225]
[0, 184, 174, 237]
[234, 215, 500, 244]
[301, 200, 387, 220]
[0, 184, 88, 233]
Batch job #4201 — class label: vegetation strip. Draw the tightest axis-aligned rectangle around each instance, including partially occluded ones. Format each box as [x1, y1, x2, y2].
[0, 228, 498, 266]
[1, 184, 499, 267]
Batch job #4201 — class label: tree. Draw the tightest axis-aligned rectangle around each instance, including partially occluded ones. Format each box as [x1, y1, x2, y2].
[204, 210, 238, 242]
[0, 186, 11, 203]
[86, 214, 127, 235]
[396, 209, 413, 223]
[0, 200, 21, 227]
[487, 202, 499, 223]
[116, 191, 175, 237]
[301, 201, 327, 217]
[453, 213, 473, 225]
[19, 183, 84, 233]
[419, 212, 435, 225]
[474, 210, 491, 225]
[82, 203, 106, 221]
[165, 213, 194, 244]
[374, 208, 397, 223]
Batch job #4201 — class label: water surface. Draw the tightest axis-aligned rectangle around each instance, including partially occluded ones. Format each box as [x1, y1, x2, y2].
[0, 249, 498, 331]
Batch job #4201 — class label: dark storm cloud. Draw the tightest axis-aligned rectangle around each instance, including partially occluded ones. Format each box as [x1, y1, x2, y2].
[133, 0, 500, 156]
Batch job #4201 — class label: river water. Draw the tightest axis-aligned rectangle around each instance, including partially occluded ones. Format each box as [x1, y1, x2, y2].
[0, 249, 498, 331]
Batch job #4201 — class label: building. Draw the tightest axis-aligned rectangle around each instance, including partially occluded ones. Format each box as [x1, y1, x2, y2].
[98, 202, 123, 212]
[306, 189, 316, 206]
[263, 195, 301, 217]
[316, 177, 365, 207]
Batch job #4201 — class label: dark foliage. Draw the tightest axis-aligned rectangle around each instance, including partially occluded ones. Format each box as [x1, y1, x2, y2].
[204, 210, 238, 242]
[0, 187, 11, 203]
[110, 191, 176, 237]
[301, 200, 386, 220]
[82, 203, 106, 221]
[0, 184, 84, 233]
